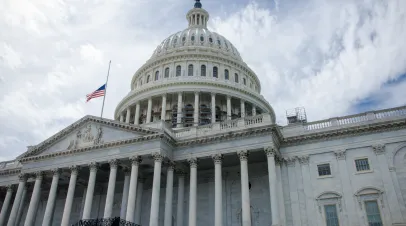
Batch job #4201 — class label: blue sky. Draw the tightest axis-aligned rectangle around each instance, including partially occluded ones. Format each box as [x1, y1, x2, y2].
[0, 0, 406, 161]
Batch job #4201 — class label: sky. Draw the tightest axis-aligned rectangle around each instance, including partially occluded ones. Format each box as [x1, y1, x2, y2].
[0, 0, 405, 161]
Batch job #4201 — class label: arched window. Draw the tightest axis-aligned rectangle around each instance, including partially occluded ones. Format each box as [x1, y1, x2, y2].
[165, 67, 170, 78]
[188, 64, 194, 76]
[235, 73, 239, 83]
[201, 65, 206, 77]
[146, 75, 151, 83]
[155, 71, 159, 81]
[225, 69, 229, 80]
[176, 65, 181, 77]
[213, 66, 218, 78]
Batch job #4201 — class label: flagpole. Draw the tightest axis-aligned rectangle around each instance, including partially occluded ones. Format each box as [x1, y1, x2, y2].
[101, 60, 111, 118]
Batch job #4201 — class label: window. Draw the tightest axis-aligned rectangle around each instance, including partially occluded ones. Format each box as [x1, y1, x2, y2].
[324, 205, 340, 226]
[365, 201, 383, 226]
[201, 65, 206, 77]
[318, 164, 331, 176]
[188, 64, 194, 76]
[225, 69, 229, 80]
[213, 66, 218, 78]
[176, 65, 181, 77]
[235, 73, 239, 83]
[155, 71, 159, 81]
[182, 36, 186, 45]
[146, 75, 151, 83]
[200, 35, 204, 42]
[165, 67, 170, 78]
[191, 35, 195, 42]
[217, 39, 221, 46]
[243, 78, 246, 85]
[209, 37, 213, 43]
[355, 158, 370, 172]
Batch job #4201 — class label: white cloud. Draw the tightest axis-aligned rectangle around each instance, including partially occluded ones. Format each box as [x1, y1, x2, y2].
[0, 0, 405, 160]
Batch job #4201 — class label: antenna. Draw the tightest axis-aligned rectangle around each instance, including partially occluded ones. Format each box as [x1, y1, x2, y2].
[286, 107, 307, 125]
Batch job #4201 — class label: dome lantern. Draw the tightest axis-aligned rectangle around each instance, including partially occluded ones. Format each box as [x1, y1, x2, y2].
[187, 0, 209, 29]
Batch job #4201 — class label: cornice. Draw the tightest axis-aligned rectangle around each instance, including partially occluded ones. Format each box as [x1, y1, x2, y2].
[20, 116, 160, 159]
[282, 119, 406, 146]
[0, 168, 21, 176]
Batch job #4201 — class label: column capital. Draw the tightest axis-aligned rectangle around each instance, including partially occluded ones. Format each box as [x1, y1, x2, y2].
[211, 92, 216, 97]
[152, 152, 165, 162]
[51, 168, 61, 176]
[34, 171, 44, 180]
[194, 91, 200, 96]
[298, 155, 309, 165]
[4, 184, 14, 192]
[237, 150, 249, 161]
[178, 92, 183, 96]
[88, 162, 99, 172]
[285, 157, 296, 167]
[122, 166, 131, 175]
[373, 144, 386, 155]
[226, 95, 231, 100]
[162, 93, 167, 98]
[212, 154, 223, 164]
[188, 158, 198, 168]
[175, 169, 186, 177]
[109, 159, 119, 169]
[264, 147, 277, 157]
[129, 155, 142, 165]
[18, 173, 27, 182]
[335, 150, 346, 160]
[167, 161, 176, 170]
[70, 165, 80, 175]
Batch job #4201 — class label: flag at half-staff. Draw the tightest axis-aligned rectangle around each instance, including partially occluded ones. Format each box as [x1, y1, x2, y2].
[86, 84, 106, 102]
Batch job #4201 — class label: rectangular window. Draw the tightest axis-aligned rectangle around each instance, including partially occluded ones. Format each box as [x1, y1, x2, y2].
[365, 201, 383, 226]
[355, 158, 370, 172]
[318, 164, 331, 176]
[324, 205, 340, 226]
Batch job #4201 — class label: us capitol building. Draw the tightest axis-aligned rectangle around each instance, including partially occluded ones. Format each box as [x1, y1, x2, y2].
[1, 1, 406, 226]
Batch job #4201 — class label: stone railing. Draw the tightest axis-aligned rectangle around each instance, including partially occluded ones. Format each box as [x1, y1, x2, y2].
[279, 106, 406, 136]
[171, 114, 272, 139]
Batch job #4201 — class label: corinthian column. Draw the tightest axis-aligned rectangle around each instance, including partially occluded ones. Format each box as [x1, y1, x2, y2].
[42, 169, 60, 226]
[188, 158, 198, 226]
[82, 162, 98, 219]
[7, 174, 27, 226]
[24, 172, 43, 226]
[176, 171, 185, 226]
[120, 167, 131, 219]
[238, 151, 251, 226]
[135, 178, 145, 224]
[265, 147, 279, 226]
[126, 156, 142, 223]
[0, 185, 13, 226]
[240, 100, 245, 118]
[149, 153, 164, 226]
[212, 154, 223, 226]
[126, 108, 131, 124]
[104, 159, 119, 218]
[164, 162, 175, 226]
[61, 166, 79, 226]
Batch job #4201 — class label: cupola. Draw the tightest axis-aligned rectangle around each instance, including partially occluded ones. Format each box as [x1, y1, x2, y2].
[186, 0, 209, 29]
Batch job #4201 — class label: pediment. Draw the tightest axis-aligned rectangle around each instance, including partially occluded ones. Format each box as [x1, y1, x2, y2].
[21, 116, 160, 158]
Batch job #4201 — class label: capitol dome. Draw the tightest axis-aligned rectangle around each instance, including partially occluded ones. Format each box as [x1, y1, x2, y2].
[115, 0, 275, 128]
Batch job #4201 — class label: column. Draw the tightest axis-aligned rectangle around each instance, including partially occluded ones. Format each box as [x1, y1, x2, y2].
[15, 185, 27, 226]
[176, 172, 185, 226]
[146, 97, 152, 123]
[227, 96, 231, 120]
[177, 92, 183, 128]
[135, 178, 145, 224]
[126, 156, 142, 223]
[265, 147, 279, 225]
[240, 100, 245, 118]
[212, 154, 223, 226]
[238, 151, 251, 226]
[104, 159, 118, 218]
[188, 158, 198, 226]
[61, 166, 79, 226]
[161, 94, 167, 121]
[0, 185, 13, 226]
[120, 167, 131, 219]
[149, 153, 164, 226]
[82, 162, 98, 219]
[252, 105, 256, 116]
[7, 174, 27, 226]
[42, 169, 60, 226]
[120, 113, 124, 122]
[211, 93, 216, 123]
[286, 157, 301, 226]
[164, 163, 175, 226]
[126, 108, 131, 124]
[135, 102, 141, 125]
[194, 92, 199, 126]
[275, 160, 286, 226]
[24, 172, 43, 226]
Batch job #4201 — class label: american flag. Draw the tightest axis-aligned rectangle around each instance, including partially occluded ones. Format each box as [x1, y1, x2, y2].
[86, 84, 106, 102]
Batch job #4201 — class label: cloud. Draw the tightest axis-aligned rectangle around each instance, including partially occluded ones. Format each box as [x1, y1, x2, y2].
[0, 0, 405, 160]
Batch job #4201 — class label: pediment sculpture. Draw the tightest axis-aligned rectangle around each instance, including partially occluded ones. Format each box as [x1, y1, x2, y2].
[67, 124, 104, 150]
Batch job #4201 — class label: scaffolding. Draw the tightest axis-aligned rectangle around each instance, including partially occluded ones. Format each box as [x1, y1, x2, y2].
[199, 104, 211, 125]
[286, 107, 307, 124]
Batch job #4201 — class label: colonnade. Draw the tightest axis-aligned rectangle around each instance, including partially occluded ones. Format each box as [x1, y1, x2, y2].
[119, 92, 259, 127]
[0, 148, 280, 226]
